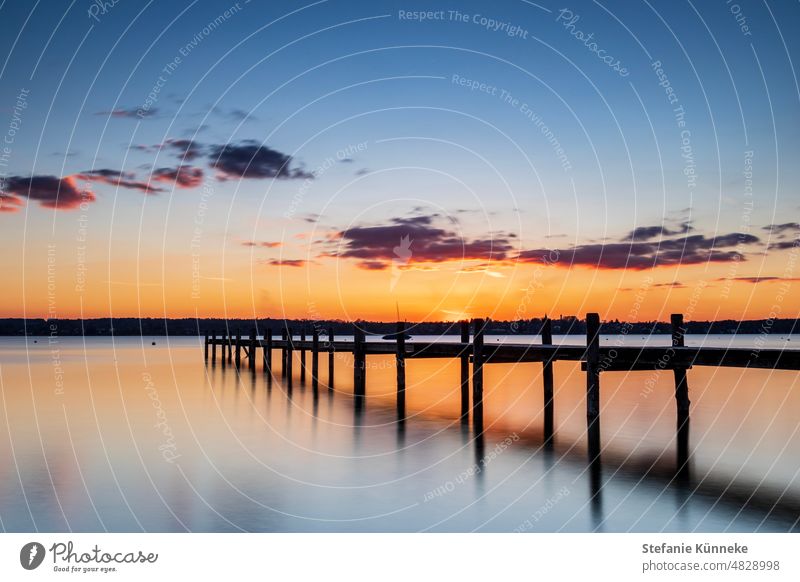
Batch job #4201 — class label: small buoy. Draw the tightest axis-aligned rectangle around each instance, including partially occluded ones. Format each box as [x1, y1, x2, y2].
[152, 341, 156, 346]
[33, 340, 37, 343]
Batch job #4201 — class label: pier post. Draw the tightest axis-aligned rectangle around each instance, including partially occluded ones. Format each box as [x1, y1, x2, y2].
[542, 317, 555, 442]
[300, 328, 307, 383]
[671, 314, 690, 419]
[328, 327, 335, 390]
[281, 327, 287, 377]
[460, 320, 469, 424]
[263, 328, 272, 377]
[204, 334, 209, 362]
[353, 325, 366, 400]
[672, 314, 691, 476]
[286, 327, 293, 383]
[211, 332, 217, 364]
[472, 318, 485, 433]
[227, 330, 233, 364]
[396, 321, 406, 419]
[222, 331, 228, 368]
[312, 329, 319, 390]
[585, 313, 601, 421]
[249, 328, 256, 372]
[235, 330, 242, 368]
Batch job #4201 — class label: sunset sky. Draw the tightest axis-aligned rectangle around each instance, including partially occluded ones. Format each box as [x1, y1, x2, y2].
[1, 0, 798, 322]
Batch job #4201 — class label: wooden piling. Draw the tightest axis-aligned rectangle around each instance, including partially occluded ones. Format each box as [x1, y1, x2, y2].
[460, 320, 469, 423]
[221, 332, 227, 368]
[249, 329, 256, 372]
[300, 328, 307, 382]
[585, 313, 601, 421]
[281, 327, 287, 377]
[396, 321, 406, 419]
[587, 313, 603, 466]
[286, 327, 293, 382]
[328, 327, 335, 390]
[472, 318, 485, 433]
[211, 332, 217, 364]
[204, 334, 209, 362]
[542, 317, 555, 442]
[671, 314, 691, 418]
[263, 328, 272, 376]
[353, 325, 366, 398]
[312, 329, 319, 390]
[235, 330, 242, 368]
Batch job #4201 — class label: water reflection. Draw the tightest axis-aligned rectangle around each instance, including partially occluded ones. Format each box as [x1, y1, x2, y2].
[1, 336, 799, 532]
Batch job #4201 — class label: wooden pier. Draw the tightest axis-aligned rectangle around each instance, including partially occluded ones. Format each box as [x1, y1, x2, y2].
[203, 313, 800, 456]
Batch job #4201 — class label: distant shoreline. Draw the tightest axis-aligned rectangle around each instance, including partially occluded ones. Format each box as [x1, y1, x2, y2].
[0, 317, 796, 336]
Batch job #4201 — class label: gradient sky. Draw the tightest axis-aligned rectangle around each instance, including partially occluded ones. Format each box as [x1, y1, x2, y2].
[1, 0, 798, 322]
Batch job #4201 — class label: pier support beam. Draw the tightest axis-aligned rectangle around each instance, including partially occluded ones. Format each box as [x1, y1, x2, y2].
[211, 332, 217, 364]
[222, 332, 228, 368]
[585, 313, 601, 421]
[460, 320, 469, 424]
[542, 317, 555, 443]
[328, 327, 335, 390]
[671, 314, 691, 419]
[263, 328, 272, 377]
[235, 331, 242, 369]
[281, 327, 287, 377]
[204, 334, 209, 362]
[672, 313, 691, 476]
[300, 328, 307, 383]
[472, 318, 485, 434]
[286, 327, 293, 386]
[353, 325, 366, 402]
[227, 331, 233, 364]
[312, 329, 319, 391]
[396, 321, 406, 420]
[249, 329, 256, 372]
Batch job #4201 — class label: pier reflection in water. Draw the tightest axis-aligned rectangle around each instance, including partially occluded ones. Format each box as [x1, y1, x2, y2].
[0, 335, 798, 532]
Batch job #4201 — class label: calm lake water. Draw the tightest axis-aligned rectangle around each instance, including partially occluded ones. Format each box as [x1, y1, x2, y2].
[1, 334, 799, 532]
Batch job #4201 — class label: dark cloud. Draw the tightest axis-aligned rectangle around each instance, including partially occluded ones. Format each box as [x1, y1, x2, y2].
[516, 233, 760, 270]
[652, 281, 686, 288]
[767, 240, 799, 250]
[151, 166, 204, 188]
[357, 260, 388, 270]
[212, 106, 257, 122]
[326, 214, 516, 268]
[624, 221, 692, 241]
[763, 223, 800, 236]
[96, 107, 157, 118]
[163, 139, 203, 160]
[208, 140, 312, 180]
[242, 241, 282, 248]
[717, 276, 800, 284]
[620, 281, 685, 291]
[3, 175, 95, 210]
[261, 259, 308, 267]
[129, 144, 157, 154]
[300, 213, 321, 224]
[229, 108, 255, 121]
[77, 169, 164, 194]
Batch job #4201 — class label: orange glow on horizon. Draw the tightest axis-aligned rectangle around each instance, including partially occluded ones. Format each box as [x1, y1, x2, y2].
[4, 244, 798, 322]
